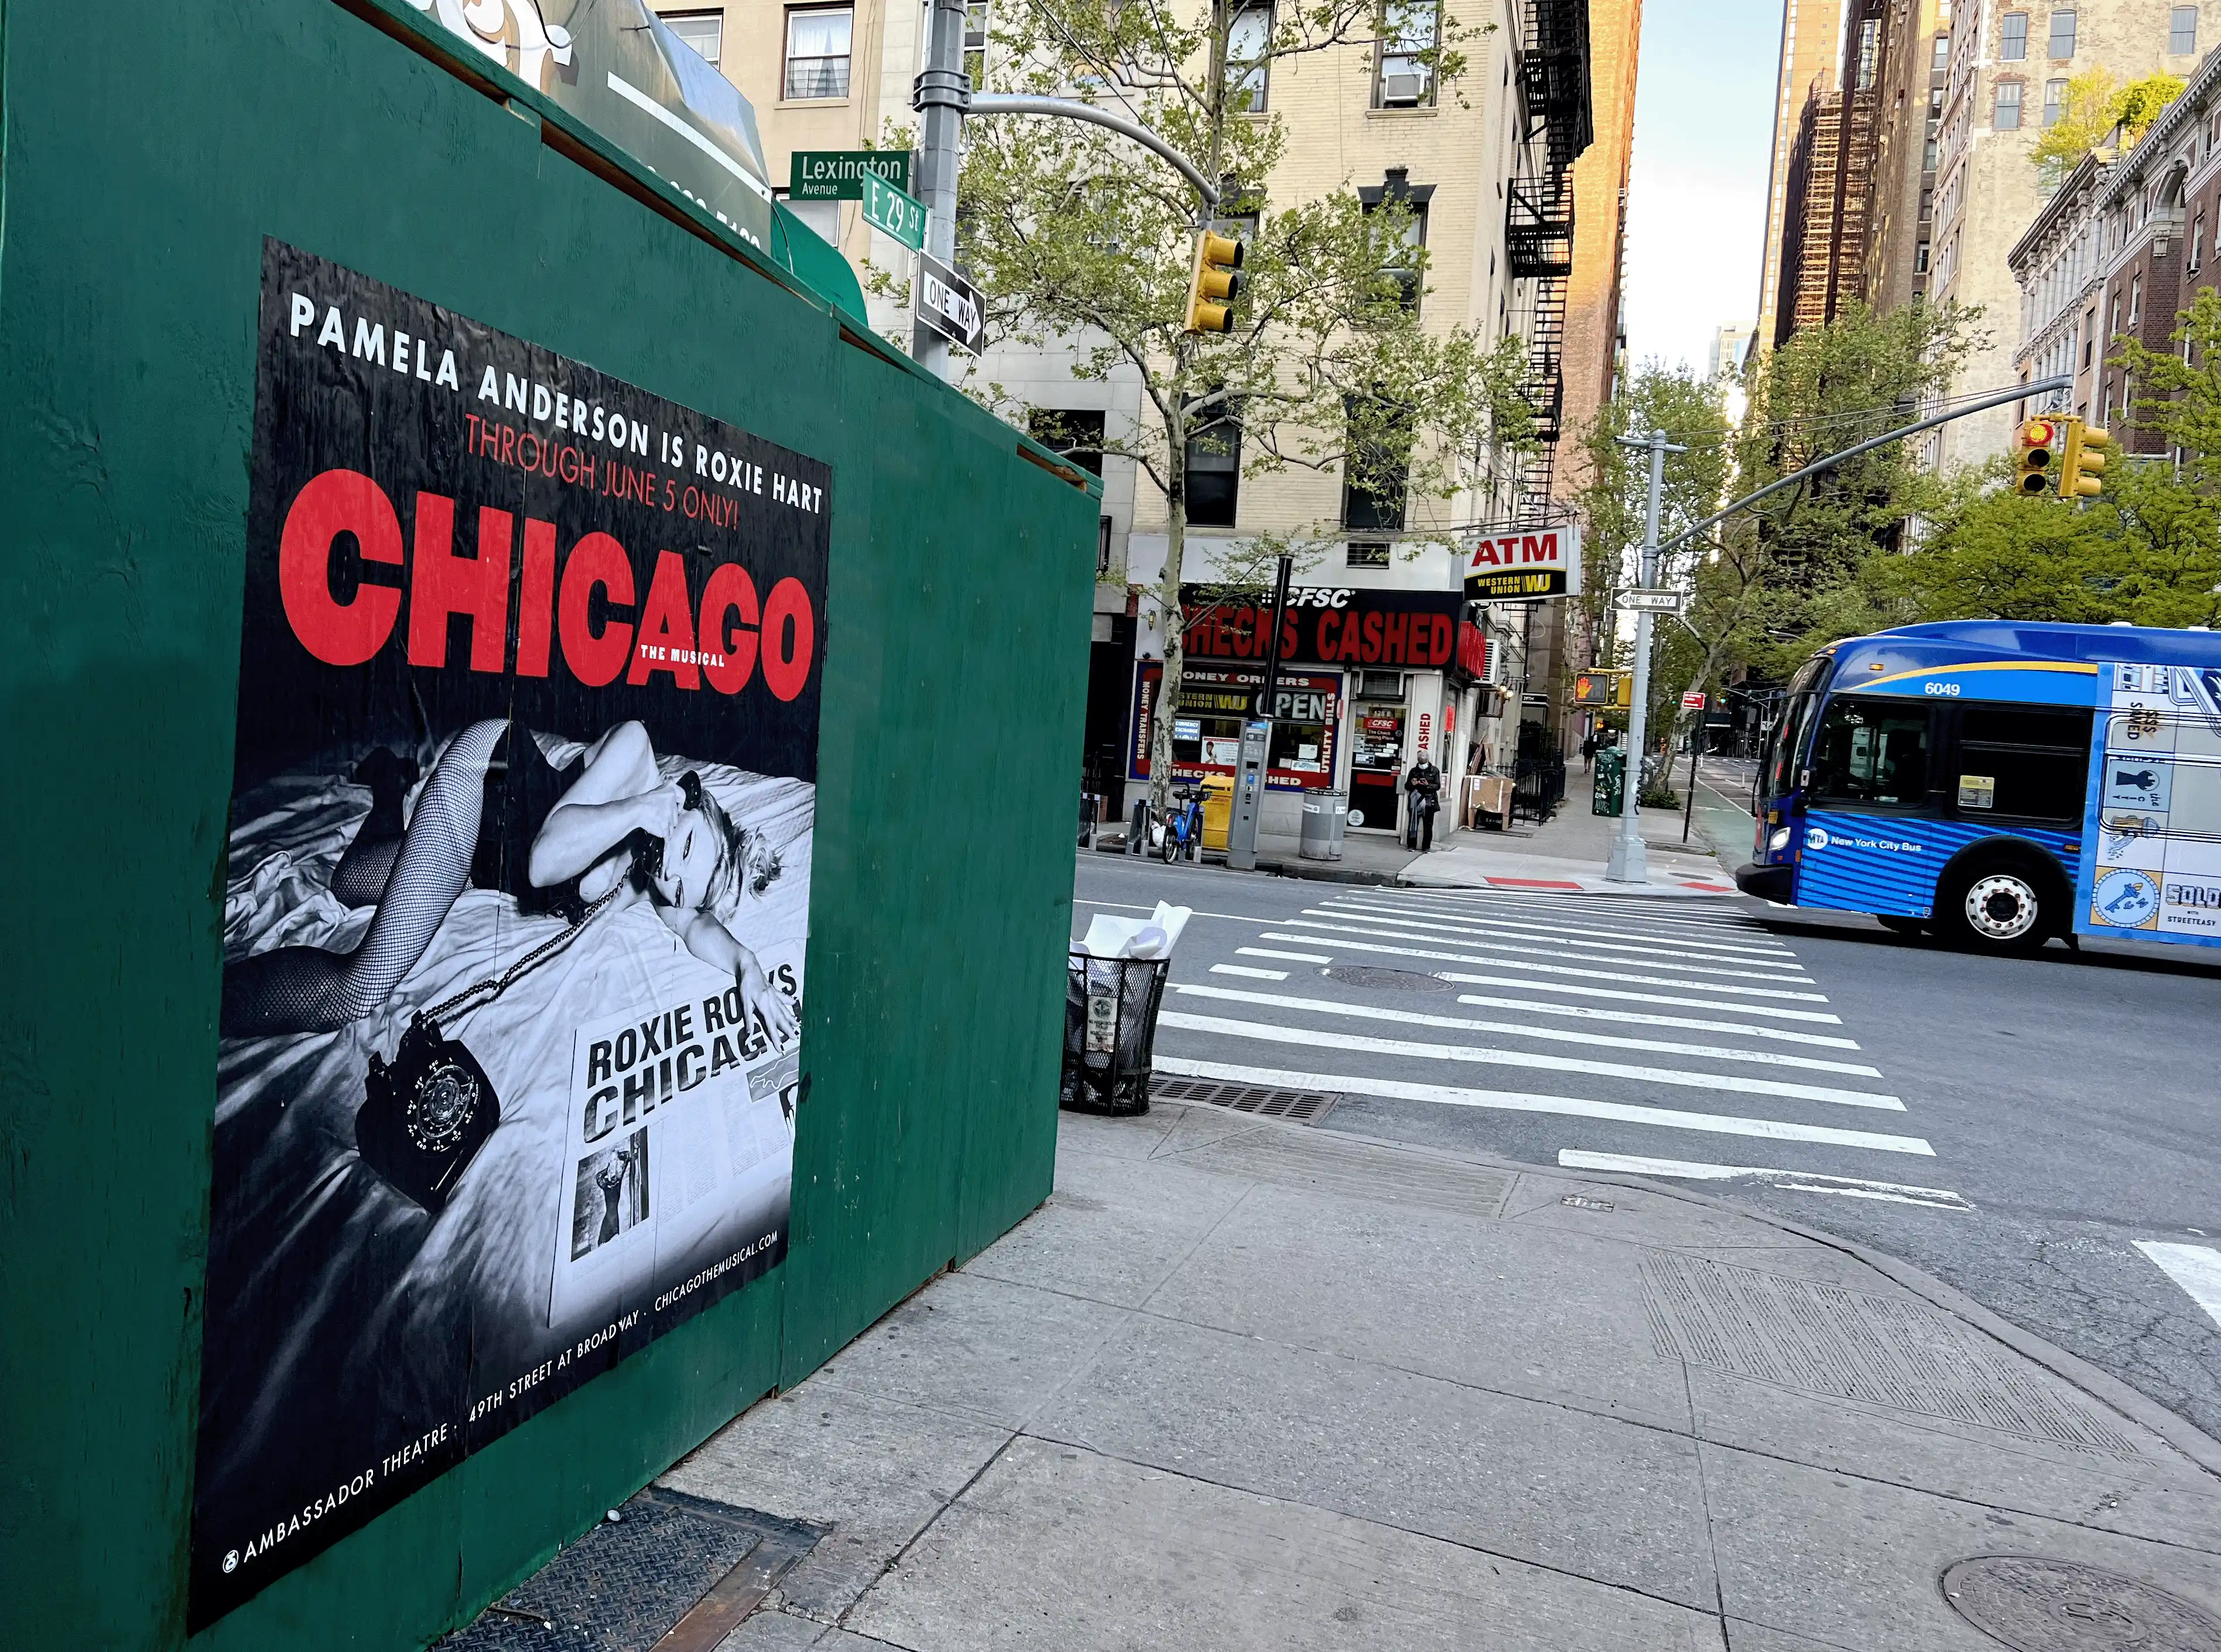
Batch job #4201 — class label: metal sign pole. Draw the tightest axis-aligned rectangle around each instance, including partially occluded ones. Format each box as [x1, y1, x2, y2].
[909, 0, 968, 379]
[1260, 553, 1292, 723]
[1606, 429, 1684, 885]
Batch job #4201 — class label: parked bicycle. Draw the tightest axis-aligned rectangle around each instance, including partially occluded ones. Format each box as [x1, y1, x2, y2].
[1159, 785, 1203, 864]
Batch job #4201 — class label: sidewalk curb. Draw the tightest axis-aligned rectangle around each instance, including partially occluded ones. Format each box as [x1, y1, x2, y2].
[1147, 1104, 2221, 1481]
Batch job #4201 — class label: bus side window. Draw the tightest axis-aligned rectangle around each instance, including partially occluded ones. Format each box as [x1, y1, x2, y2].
[1810, 698, 1931, 806]
[1956, 706, 2092, 821]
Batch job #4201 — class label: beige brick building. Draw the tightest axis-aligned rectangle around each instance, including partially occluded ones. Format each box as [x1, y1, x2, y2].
[659, 2, 1604, 835]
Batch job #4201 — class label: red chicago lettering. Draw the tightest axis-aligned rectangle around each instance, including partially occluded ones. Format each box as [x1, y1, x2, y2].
[628, 549, 701, 690]
[407, 497, 511, 672]
[760, 577, 816, 702]
[699, 563, 760, 693]
[515, 518, 557, 677]
[557, 531, 635, 687]
[278, 468, 404, 667]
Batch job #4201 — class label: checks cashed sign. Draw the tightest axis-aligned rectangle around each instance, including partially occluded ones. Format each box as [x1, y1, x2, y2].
[1466, 523, 1581, 601]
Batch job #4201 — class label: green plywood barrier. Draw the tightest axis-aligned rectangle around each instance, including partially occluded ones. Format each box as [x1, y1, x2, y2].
[0, 3, 1096, 1648]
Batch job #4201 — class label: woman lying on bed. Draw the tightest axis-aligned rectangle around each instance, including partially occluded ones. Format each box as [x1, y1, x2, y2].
[222, 719, 798, 1045]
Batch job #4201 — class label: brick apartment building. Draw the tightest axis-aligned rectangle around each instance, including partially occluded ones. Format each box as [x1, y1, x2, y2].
[2013, 41, 2221, 453]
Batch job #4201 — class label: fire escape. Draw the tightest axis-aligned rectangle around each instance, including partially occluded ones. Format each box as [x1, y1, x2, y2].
[1506, 0, 1593, 520]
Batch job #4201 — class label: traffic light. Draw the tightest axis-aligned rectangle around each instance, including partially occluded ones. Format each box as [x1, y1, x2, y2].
[1186, 229, 1245, 332]
[2014, 418, 2059, 495]
[2059, 418, 2112, 499]
[1573, 670, 1632, 709]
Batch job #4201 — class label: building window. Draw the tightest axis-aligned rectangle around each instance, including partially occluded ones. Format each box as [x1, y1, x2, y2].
[1933, 32, 1952, 70]
[1374, 0, 1439, 108]
[2173, 5, 2199, 53]
[2130, 273, 2142, 327]
[1340, 397, 1412, 531]
[2193, 213, 2206, 272]
[1930, 85, 1946, 119]
[1228, 4, 1272, 112]
[2043, 78, 2066, 125]
[1925, 135, 1939, 169]
[2000, 11, 2028, 58]
[1995, 80, 2023, 128]
[783, 6, 853, 100]
[2048, 8, 2075, 57]
[1029, 409, 1107, 476]
[1346, 541, 1392, 568]
[1919, 186, 1934, 219]
[1915, 241, 1932, 272]
[1185, 403, 1241, 528]
[661, 9, 723, 66]
[964, 2, 990, 85]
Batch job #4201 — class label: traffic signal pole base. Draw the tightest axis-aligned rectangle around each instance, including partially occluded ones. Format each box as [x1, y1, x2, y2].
[1603, 830, 1648, 886]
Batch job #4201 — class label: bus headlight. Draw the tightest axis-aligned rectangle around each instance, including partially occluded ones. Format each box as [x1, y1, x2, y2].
[1768, 827, 1791, 853]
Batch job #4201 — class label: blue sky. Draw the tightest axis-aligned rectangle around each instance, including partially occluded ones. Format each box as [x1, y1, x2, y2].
[1621, 0, 1785, 374]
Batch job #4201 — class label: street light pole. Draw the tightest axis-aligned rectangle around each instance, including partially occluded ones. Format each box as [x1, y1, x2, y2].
[1606, 428, 1686, 886]
[910, 0, 969, 378]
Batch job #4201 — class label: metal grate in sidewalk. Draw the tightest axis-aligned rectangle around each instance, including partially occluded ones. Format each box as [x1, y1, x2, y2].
[437, 1487, 820, 1652]
[1152, 1077, 1338, 1123]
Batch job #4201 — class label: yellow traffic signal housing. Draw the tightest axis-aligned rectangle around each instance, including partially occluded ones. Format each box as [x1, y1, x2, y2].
[1573, 670, 1632, 709]
[2013, 417, 2059, 496]
[1186, 230, 1245, 332]
[2059, 418, 2110, 499]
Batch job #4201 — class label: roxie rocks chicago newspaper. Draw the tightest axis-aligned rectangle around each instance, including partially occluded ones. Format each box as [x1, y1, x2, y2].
[189, 240, 828, 1629]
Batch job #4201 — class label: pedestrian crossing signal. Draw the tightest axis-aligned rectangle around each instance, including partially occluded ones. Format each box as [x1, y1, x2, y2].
[1574, 670, 1631, 709]
[2059, 418, 2110, 499]
[2014, 418, 2059, 496]
[1186, 230, 1245, 333]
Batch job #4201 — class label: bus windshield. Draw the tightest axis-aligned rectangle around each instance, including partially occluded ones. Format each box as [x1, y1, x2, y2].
[1763, 655, 1833, 799]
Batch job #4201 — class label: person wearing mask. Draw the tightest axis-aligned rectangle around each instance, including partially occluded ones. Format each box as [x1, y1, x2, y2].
[1404, 751, 1443, 852]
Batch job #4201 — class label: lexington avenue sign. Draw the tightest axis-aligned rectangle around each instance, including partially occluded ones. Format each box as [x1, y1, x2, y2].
[1466, 523, 1581, 601]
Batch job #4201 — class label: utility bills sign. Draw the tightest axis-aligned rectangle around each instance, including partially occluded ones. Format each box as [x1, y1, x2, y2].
[1466, 524, 1580, 601]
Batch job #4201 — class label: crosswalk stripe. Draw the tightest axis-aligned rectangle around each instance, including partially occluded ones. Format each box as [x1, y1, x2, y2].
[1156, 1011, 1905, 1110]
[1318, 899, 1803, 963]
[1209, 963, 1288, 981]
[1281, 917, 1818, 984]
[1402, 889, 1772, 935]
[1156, 1056, 1937, 1156]
[2133, 1241, 2221, 1329]
[1237, 946, 1332, 963]
[1259, 931, 1832, 1002]
[1323, 897, 1800, 958]
[1452, 993, 1860, 1048]
[1171, 984, 1883, 1075]
[1442, 972, 1842, 1024]
[1555, 1150, 1971, 1210]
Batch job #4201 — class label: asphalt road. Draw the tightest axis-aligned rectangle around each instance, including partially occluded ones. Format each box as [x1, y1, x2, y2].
[1072, 846, 2221, 1443]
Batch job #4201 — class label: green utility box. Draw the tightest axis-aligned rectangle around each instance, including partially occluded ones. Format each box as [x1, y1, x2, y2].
[1593, 747, 1626, 816]
[0, 4, 1097, 1648]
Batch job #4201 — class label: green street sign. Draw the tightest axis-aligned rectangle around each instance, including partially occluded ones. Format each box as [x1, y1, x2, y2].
[789, 149, 912, 201]
[861, 172, 927, 252]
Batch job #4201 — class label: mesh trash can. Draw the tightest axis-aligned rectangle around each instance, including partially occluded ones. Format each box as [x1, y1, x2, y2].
[1061, 950, 1172, 1115]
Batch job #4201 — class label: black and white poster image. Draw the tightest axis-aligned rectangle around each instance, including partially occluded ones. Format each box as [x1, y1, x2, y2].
[190, 240, 829, 1628]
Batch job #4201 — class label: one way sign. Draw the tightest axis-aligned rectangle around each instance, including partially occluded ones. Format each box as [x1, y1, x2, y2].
[915, 251, 984, 353]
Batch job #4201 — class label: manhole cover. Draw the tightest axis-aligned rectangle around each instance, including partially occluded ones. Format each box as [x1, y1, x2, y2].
[437, 1488, 819, 1651]
[1941, 1557, 2221, 1651]
[1152, 1076, 1336, 1123]
[1321, 964, 1451, 992]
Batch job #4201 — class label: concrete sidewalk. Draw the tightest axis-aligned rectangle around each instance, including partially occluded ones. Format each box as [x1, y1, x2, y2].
[666, 1103, 2221, 1650]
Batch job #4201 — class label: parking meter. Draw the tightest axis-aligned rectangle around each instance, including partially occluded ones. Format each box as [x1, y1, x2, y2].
[1226, 719, 1270, 871]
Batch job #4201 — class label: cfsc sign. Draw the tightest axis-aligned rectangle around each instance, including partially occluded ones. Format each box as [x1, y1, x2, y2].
[1466, 523, 1581, 601]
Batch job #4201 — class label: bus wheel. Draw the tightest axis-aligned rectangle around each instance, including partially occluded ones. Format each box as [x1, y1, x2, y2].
[1941, 860, 2054, 953]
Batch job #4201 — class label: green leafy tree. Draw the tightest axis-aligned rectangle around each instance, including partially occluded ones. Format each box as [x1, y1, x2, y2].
[2030, 67, 2186, 180]
[1885, 289, 2221, 628]
[947, 0, 1534, 810]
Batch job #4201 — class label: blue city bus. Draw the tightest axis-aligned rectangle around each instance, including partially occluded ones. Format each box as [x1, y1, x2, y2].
[1736, 620, 2221, 953]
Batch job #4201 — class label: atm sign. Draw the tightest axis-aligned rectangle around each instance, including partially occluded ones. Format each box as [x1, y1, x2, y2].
[1467, 524, 1582, 601]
